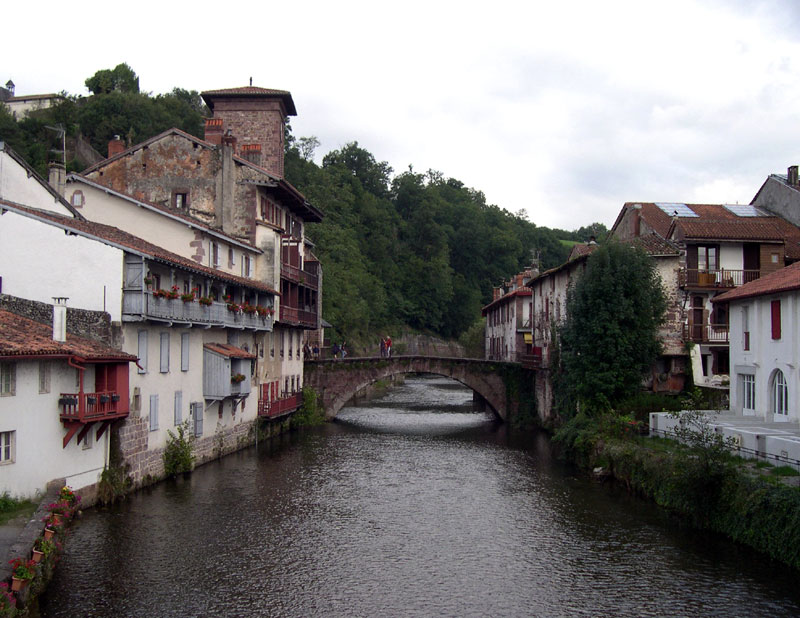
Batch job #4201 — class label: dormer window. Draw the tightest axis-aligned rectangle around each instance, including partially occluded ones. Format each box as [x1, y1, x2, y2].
[173, 191, 189, 210]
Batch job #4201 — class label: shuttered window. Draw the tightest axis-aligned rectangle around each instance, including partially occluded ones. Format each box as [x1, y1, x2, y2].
[160, 333, 170, 373]
[149, 394, 159, 431]
[137, 331, 148, 374]
[192, 402, 204, 437]
[771, 300, 781, 340]
[174, 391, 183, 425]
[181, 333, 190, 372]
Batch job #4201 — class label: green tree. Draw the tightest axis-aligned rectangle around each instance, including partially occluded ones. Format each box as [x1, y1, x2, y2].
[558, 241, 666, 413]
[85, 63, 140, 95]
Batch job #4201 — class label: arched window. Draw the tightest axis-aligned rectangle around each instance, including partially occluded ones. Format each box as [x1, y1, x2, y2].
[771, 370, 788, 418]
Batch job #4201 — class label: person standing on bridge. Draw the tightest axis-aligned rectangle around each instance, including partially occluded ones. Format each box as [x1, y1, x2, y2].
[380, 338, 386, 357]
[332, 342, 340, 359]
[386, 335, 392, 357]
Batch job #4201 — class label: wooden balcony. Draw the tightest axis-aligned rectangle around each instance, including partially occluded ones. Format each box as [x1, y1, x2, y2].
[679, 268, 760, 289]
[59, 391, 127, 448]
[684, 323, 729, 344]
[123, 292, 274, 331]
[279, 305, 319, 329]
[257, 392, 303, 418]
[280, 261, 319, 290]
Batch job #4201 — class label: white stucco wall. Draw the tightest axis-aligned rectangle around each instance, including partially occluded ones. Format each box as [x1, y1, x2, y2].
[0, 210, 124, 319]
[0, 360, 109, 499]
[719, 242, 744, 271]
[0, 150, 72, 215]
[729, 291, 799, 423]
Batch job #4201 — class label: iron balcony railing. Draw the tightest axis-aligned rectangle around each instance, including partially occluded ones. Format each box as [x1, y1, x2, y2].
[679, 268, 760, 288]
[684, 323, 729, 344]
[123, 292, 274, 331]
[59, 391, 126, 423]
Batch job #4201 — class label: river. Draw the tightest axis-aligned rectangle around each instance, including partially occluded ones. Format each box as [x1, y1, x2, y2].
[37, 375, 800, 617]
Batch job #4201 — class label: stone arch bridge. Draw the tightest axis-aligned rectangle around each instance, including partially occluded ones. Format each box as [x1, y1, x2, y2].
[303, 356, 540, 423]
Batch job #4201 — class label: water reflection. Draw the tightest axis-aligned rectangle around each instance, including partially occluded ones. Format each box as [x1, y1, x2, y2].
[37, 375, 800, 617]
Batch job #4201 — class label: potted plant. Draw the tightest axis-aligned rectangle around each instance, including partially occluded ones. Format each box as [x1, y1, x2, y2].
[9, 558, 35, 591]
[231, 373, 246, 384]
[143, 275, 154, 289]
[181, 292, 195, 303]
[198, 296, 213, 307]
[0, 582, 16, 614]
[166, 285, 180, 300]
[241, 303, 257, 315]
[99, 394, 110, 404]
[111, 394, 121, 403]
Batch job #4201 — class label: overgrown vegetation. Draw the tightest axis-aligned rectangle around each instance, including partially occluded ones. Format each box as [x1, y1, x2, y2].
[290, 387, 326, 428]
[163, 422, 196, 477]
[0, 492, 35, 525]
[97, 430, 133, 505]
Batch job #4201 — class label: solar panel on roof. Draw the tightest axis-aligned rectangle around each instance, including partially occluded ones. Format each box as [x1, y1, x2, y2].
[724, 204, 763, 217]
[655, 203, 698, 217]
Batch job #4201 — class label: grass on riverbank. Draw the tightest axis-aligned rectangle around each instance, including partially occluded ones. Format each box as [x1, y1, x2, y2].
[553, 412, 800, 570]
[0, 492, 36, 525]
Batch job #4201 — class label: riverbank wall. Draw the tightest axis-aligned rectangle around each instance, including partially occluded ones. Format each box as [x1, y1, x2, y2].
[553, 415, 800, 570]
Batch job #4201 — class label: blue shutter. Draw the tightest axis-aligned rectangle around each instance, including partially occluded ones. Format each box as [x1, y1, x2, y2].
[181, 333, 190, 372]
[160, 333, 170, 373]
[149, 394, 159, 431]
[174, 391, 183, 425]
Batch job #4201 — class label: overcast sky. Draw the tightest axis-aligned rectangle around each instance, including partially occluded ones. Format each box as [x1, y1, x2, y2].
[6, 0, 800, 230]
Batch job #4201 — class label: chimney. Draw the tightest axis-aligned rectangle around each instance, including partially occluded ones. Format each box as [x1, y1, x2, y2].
[493, 287, 502, 301]
[48, 162, 66, 196]
[220, 130, 237, 233]
[205, 118, 224, 146]
[240, 143, 262, 166]
[788, 165, 799, 187]
[516, 274, 524, 288]
[52, 297, 68, 343]
[108, 135, 125, 158]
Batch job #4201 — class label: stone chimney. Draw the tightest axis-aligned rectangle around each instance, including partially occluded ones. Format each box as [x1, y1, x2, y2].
[48, 162, 66, 196]
[52, 297, 68, 343]
[788, 165, 799, 187]
[219, 130, 237, 233]
[240, 143, 262, 166]
[108, 135, 125, 158]
[205, 118, 224, 146]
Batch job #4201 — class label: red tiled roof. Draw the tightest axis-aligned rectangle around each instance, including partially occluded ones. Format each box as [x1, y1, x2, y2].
[712, 261, 800, 303]
[0, 310, 136, 361]
[625, 233, 680, 256]
[568, 243, 597, 260]
[200, 87, 297, 115]
[203, 343, 256, 359]
[677, 218, 786, 241]
[481, 287, 532, 313]
[1, 200, 279, 296]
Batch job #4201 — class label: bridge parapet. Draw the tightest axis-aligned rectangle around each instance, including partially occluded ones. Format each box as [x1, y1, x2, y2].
[303, 355, 538, 423]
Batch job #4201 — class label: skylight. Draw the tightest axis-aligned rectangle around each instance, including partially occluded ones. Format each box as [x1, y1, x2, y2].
[655, 203, 698, 218]
[723, 204, 763, 217]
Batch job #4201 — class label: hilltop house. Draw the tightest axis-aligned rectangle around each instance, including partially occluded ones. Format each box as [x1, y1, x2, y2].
[610, 202, 800, 388]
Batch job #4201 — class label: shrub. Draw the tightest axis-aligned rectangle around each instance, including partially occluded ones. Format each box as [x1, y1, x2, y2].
[290, 387, 326, 428]
[163, 421, 196, 476]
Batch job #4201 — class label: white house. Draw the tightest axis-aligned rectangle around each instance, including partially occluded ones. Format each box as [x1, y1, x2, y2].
[713, 261, 800, 425]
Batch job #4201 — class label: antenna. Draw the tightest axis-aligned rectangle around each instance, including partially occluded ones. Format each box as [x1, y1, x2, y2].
[45, 124, 65, 165]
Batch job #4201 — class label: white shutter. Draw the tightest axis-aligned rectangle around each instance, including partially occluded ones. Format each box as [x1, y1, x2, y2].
[181, 333, 190, 372]
[174, 391, 183, 425]
[149, 394, 159, 431]
[160, 333, 170, 373]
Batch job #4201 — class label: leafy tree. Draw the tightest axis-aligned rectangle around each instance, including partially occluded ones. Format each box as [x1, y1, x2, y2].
[558, 241, 666, 413]
[85, 63, 140, 95]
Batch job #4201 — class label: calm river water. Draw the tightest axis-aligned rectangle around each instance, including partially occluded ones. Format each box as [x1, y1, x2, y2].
[38, 375, 800, 617]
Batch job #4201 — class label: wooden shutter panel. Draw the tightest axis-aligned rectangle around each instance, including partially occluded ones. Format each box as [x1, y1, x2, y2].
[174, 391, 183, 425]
[181, 333, 190, 372]
[772, 300, 782, 339]
[160, 333, 170, 373]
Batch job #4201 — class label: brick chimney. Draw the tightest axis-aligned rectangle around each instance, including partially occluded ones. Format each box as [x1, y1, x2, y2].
[205, 118, 223, 146]
[240, 143, 262, 166]
[52, 297, 68, 343]
[493, 287, 502, 301]
[788, 165, 799, 187]
[108, 135, 125, 158]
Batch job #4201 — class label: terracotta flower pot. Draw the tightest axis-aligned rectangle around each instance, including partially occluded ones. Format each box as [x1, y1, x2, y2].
[32, 549, 44, 564]
[43, 527, 55, 540]
[11, 576, 28, 592]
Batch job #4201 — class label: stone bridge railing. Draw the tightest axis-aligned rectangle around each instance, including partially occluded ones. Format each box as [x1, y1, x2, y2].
[303, 356, 540, 423]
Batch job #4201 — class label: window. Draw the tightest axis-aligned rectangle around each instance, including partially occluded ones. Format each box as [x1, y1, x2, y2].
[174, 390, 183, 425]
[81, 429, 93, 450]
[70, 190, 84, 208]
[742, 306, 750, 351]
[0, 431, 14, 464]
[149, 394, 159, 431]
[698, 245, 718, 271]
[0, 363, 15, 396]
[160, 333, 170, 373]
[38, 361, 50, 394]
[229, 248, 235, 267]
[191, 402, 203, 437]
[771, 300, 781, 340]
[270, 333, 275, 358]
[280, 332, 285, 359]
[137, 331, 148, 374]
[212, 242, 220, 268]
[741, 374, 755, 411]
[242, 255, 251, 278]
[772, 370, 788, 417]
[181, 333, 190, 372]
[173, 191, 189, 210]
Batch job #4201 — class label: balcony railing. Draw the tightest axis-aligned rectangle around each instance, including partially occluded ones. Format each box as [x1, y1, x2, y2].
[679, 268, 760, 288]
[257, 392, 303, 418]
[123, 292, 274, 331]
[280, 262, 319, 290]
[279, 305, 319, 329]
[59, 391, 126, 423]
[684, 323, 729, 344]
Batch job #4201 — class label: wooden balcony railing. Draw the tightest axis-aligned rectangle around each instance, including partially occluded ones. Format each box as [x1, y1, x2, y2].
[684, 323, 729, 344]
[257, 392, 303, 418]
[280, 261, 319, 289]
[123, 292, 274, 331]
[59, 391, 126, 423]
[279, 305, 319, 329]
[679, 269, 760, 288]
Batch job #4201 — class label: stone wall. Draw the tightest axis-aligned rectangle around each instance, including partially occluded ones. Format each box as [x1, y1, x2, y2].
[0, 294, 117, 346]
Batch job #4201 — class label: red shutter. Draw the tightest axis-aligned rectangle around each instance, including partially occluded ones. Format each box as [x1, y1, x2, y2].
[771, 300, 781, 339]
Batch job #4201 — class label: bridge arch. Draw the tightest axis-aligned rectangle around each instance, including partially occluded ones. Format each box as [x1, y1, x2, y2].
[303, 356, 537, 423]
